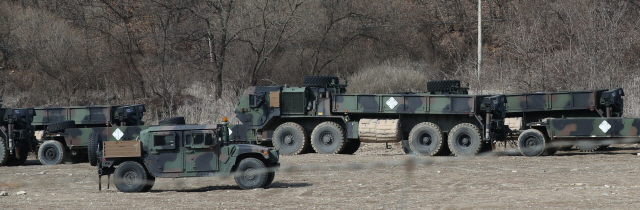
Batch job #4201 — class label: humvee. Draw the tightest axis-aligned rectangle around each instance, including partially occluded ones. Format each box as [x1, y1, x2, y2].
[96, 119, 280, 192]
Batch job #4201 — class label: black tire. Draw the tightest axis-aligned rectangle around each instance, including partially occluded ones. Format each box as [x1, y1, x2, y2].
[0, 139, 8, 166]
[234, 158, 268, 190]
[158, 116, 186, 125]
[46, 120, 76, 133]
[517, 129, 546, 157]
[303, 75, 339, 87]
[448, 123, 482, 156]
[575, 141, 601, 152]
[408, 122, 445, 156]
[311, 122, 346, 154]
[264, 172, 276, 188]
[401, 140, 415, 155]
[272, 122, 308, 155]
[88, 132, 101, 166]
[341, 139, 361, 155]
[114, 161, 153, 192]
[427, 80, 461, 92]
[38, 140, 66, 165]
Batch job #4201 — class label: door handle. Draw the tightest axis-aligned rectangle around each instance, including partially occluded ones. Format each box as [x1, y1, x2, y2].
[186, 150, 195, 154]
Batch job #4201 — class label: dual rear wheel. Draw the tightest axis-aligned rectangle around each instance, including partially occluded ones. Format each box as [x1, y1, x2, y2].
[273, 122, 359, 155]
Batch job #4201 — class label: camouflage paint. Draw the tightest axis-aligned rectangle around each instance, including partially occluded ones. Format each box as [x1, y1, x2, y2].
[63, 126, 150, 149]
[234, 80, 509, 149]
[32, 104, 146, 129]
[546, 118, 640, 139]
[101, 124, 279, 178]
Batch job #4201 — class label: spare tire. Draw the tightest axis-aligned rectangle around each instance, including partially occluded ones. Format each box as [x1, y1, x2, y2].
[88, 132, 101, 166]
[427, 80, 461, 93]
[158, 117, 186, 125]
[303, 76, 339, 87]
[46, 120, 76, 133]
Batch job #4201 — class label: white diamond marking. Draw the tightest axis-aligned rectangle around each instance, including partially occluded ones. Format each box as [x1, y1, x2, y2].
[229, 128, 233, 135]
[599, 120, 611, 133]
[386, 97, 398, 109]
[113, 128, 124, 140]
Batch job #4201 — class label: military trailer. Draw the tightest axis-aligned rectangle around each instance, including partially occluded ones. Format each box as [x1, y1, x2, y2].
[516, 117, 640, 157]
[504, 88, 624, 154]
[505, 88, 623, 126]
[0, 97, 37, 166]
[33, 104, 146, 165]
[231, 76, 509, 156]
[96, 120, 280, 192]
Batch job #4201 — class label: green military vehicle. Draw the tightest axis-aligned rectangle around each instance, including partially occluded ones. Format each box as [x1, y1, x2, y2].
[504, 88, 624, 154]
[231, 76, 508, 156]
[517, 117, 640, 156]
[96, 120, 280, 192]
[0, 97, 37, 166]
[32, 104, 146, 165]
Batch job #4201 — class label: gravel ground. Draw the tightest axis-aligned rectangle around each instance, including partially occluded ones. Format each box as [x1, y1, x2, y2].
[2, 143, 640, 209]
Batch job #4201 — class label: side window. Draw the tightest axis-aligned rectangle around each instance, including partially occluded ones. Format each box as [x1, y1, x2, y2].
[153, 132, 175, 150]
[186, 131, 217, 148]
[249, 94, 264, 107]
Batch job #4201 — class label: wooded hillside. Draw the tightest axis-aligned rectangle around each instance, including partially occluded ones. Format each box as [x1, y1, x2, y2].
[1, 0, 638, 123]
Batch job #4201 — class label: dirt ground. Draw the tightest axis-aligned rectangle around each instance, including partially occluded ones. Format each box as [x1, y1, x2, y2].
[3, 143, 640, 209]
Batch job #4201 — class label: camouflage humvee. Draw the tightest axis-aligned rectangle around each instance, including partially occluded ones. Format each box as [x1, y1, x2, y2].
[0, 97, 37, 166]
[96, 121, 280, 192]
[32, 104, 146, 165]
[232, 76, 509, 157]
[516, 117, 640, 156]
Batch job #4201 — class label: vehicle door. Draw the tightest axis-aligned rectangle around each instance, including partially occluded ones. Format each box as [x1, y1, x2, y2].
[183, 130, 220, 173]
[147, 131, 184, 174]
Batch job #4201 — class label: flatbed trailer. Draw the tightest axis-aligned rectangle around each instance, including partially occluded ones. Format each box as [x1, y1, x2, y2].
[32, 104, 146, 165]
[516, 117, 640, 156]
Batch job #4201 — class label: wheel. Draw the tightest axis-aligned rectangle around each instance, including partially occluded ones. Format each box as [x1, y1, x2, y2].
[46, 120, 76, 133]
[264, 172, 276, 188]
[158, 116, 186, 125]
[88, 132, 101, 166]
[427, 80, 461, 92]
[401, 140, 415, 155]
[272, 122, 308, 155]
[303, 75, 340, 87]
[575, 141, 601, 152]
[234, 158, 268, 189]
[408, 122, 445, 156]
[517, 129, 546, 157]
[447, 123, 482, 156]
[310, 122, 346, 154]
[38, 140, 66, 165]
[6, 145, 29, 166]
[341, 139, 361, 155]
[0, 139, 8, 166]
[114, 161, 153, 192]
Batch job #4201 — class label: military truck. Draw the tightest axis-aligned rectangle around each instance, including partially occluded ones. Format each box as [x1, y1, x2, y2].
[516, 117, 640, 156]
[0, 97, 37, 166]
[231, 76, 508, 156]
[33, 104, 146, 165]
[96, 119, 280, 192]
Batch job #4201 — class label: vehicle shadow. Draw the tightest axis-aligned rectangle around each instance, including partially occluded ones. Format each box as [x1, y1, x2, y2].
[152, 182, 313, 193]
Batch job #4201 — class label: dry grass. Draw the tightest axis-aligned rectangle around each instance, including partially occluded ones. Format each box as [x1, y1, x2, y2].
[345, 59, 439, 94]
